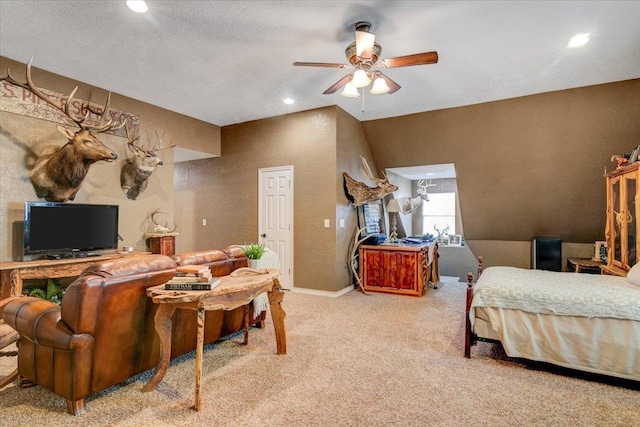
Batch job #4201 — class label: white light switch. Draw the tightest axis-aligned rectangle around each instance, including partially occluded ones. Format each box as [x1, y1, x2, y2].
[202, 218, 207, 226]
[339, 219, 345, 228]
[324, 219, 330, 228]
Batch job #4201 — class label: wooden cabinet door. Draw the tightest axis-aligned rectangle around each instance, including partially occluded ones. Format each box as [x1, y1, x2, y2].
[610, 176, 623, 268]
[361, 247, 421, 295]
[624, 174, 637, 268]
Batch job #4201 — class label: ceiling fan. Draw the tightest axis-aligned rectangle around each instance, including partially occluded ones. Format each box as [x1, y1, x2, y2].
[293, 21, 438, 96]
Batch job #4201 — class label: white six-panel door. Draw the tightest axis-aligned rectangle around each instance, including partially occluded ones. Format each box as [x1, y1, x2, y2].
[258, 166, 293, 290]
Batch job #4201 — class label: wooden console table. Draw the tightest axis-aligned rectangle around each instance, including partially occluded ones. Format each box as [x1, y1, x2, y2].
[359, 242, 439, 297]
[142, 268, 286, 411]
[0, 252, 149, 299]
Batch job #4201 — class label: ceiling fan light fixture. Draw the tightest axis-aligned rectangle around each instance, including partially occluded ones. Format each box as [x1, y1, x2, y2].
[370, 77, 390, 94]
[341, 82, 360, 98]
[126, 0, 148, 13]
[351, 69, 371, 88]
[568, 33, 590, 48]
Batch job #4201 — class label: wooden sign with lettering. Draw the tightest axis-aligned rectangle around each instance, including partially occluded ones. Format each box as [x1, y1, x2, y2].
[0, 81, 139, 138]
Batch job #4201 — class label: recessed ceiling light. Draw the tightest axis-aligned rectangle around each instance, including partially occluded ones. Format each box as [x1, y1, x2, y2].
[283, 98, 294, 104]
[426, 172, 435, 176]
[127, 0, 148, 13]
[568, 33, 590, 48]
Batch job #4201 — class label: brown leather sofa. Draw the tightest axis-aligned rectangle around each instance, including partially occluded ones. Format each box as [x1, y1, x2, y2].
[3, 247, 264, 415]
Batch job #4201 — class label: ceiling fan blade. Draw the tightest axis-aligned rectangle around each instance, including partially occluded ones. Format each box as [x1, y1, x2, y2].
[380, 51, 439, 68]
[323, 74, 353, 95]
[355, 30, 375, 59]
[377, 73, 401, 94]
[293, 62, 348, 68]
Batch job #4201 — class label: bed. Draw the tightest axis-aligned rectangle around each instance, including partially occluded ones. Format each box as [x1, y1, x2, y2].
[464, 259, 640, 381]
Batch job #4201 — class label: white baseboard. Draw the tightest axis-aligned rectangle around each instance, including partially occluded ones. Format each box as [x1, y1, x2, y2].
[291, 284, 354, 298]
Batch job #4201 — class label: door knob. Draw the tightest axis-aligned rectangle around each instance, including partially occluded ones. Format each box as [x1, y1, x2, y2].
[261, 233, 267, 238]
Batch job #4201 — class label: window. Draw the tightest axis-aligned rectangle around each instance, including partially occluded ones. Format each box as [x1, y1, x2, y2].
[422, 192, 455, 236]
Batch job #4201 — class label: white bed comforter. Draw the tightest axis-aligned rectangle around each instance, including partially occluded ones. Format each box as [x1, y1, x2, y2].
[471, 266, 640, 322]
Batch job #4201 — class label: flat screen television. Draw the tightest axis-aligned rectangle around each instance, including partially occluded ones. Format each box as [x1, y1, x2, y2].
[24, 202, 119, 258]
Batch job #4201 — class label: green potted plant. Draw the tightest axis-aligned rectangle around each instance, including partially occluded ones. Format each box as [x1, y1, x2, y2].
[243, 243, 266, 269]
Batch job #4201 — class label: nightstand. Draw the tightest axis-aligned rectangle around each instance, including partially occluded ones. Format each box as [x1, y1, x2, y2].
[566, 257, 604, 274]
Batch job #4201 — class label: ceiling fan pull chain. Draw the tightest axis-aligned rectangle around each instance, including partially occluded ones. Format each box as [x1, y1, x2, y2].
[361, 88, 365, 114]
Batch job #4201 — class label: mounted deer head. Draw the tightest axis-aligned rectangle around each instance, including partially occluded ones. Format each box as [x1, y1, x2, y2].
[416, 179, 437, 202]
[1, 59, 124, 202]
[120, 127, 175, 200]
[343, 156, 398, 206]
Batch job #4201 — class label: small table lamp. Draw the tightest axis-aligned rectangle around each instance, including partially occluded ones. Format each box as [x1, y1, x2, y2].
[386, 199, 401, 243]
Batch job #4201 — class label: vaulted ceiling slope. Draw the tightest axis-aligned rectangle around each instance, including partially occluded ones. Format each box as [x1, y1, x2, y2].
[1, 1, 639, 127]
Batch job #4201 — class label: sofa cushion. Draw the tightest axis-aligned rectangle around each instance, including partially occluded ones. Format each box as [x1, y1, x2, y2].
[172, 249, 228, 266]
[224, 245, 247, 259]
[81, 254, 177, 278]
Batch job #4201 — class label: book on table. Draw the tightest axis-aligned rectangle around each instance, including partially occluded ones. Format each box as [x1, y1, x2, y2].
[164, 277, 220, 291]
[175, 265, 211, 275]
[169, 274, 213, 283]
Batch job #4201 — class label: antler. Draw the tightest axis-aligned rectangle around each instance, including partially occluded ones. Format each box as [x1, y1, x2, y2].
[1, 58, 125, 132]
[150, 209, 177, 233]
[124, 123, 146, 154]
[360, 156, 388, 185]
[152, 130, 176, 153]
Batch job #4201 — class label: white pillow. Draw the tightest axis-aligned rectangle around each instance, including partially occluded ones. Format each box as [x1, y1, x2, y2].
[626, 263, 640, 286]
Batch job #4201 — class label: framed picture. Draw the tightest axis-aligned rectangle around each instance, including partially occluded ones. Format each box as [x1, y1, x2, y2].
[449, 234, 462, 246]
[595, 241, 608, 263]
[358, 201, 385, 236]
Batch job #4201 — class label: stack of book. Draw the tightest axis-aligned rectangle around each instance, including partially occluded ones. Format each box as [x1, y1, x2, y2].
[164, 265, 220, 290]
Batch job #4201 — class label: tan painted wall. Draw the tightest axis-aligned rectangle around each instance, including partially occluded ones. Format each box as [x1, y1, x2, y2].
[335, 108, 380, 290]
[174, 107, 340, 291]
[0, 56, 220, 262]
[362, 79, 640, 267]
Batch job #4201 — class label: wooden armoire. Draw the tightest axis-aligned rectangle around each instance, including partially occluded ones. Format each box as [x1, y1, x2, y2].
[602, 162, 639, 276]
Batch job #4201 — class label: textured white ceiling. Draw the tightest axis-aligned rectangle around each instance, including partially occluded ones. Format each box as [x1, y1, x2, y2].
[1, 1, 639, 127]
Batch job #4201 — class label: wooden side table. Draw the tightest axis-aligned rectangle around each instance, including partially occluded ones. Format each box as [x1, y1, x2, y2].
[145, 233, 178, 256]
[142, 268, 286, 411]
[567, 257, 604, 274]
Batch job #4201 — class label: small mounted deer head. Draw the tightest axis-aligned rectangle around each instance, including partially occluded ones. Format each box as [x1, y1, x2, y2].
[1, 59, 124, 202]
[416, 179, 437, 202]
[343, 156, 398, 206]
[120, 127, 175, 200]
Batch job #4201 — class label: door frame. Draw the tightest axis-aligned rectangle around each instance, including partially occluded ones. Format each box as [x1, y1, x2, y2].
[258, 165, 294, 290]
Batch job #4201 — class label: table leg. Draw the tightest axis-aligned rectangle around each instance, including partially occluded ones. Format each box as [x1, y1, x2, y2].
[243, 304, 250, 345]
[142, 304, 176, 392]
[267, 278, 287, 355]
[194, 307, 204, 411]
[10, 270, 22, 297]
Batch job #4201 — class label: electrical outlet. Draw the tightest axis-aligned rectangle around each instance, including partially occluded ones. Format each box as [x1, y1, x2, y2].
[324, 219, 330, 228]
[339, 219, 345, 228]
[202, 218, 207, 226]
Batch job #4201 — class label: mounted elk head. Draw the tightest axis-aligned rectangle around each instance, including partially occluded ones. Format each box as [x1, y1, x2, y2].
[343, 156, 398, 206]
[1, 59, 124, 202]
[120, 127, 175, 200]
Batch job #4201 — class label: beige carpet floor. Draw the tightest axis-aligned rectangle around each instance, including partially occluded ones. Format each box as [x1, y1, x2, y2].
[0, 277, 638, 426]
